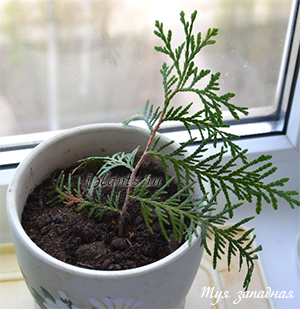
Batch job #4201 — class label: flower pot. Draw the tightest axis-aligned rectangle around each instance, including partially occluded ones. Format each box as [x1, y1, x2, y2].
[6, 123, 204, 309]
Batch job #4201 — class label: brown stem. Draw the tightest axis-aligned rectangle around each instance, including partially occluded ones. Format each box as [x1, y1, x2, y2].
[117, 112, 165, 236]
[117, 89, 179, 236]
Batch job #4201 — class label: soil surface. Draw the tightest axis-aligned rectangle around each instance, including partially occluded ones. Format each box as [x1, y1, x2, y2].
[21, 158, 183, 271]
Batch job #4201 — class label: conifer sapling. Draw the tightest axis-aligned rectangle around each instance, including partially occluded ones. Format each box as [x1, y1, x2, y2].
[48, 10, 300, 290]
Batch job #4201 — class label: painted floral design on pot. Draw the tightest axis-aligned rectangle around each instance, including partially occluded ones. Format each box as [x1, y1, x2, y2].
[31, 287, 80, 309]
[30, 286, 143, 309]
[89, 297, 144, 309]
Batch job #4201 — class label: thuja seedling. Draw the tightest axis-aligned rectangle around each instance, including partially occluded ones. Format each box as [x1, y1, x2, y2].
[47, 10, 300, 290]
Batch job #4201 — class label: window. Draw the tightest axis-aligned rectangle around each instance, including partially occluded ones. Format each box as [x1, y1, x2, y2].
[0, 0, 297, 145]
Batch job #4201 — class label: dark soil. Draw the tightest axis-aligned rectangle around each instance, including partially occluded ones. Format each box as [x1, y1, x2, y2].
[21, 158, 183, 271]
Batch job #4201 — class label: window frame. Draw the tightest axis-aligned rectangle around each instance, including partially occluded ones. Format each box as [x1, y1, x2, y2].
[0, 1, 297, 166]
[0, 1, 298, 195]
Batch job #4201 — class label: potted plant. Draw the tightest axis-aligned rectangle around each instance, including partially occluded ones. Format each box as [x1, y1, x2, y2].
[6, 10, 299, 309]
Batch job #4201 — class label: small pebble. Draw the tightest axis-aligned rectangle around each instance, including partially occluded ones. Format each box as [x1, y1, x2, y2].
[58, 251, 67, 262]
[53, 215, 64, 223]
[102, 259, 112, 269]
[125, 260, 136, 269]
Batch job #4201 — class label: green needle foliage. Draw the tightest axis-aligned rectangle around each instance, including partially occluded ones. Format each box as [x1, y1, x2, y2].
[47, 171, 120, 220]
[47, 10, 299, 290]
[79, 146, 140, 177]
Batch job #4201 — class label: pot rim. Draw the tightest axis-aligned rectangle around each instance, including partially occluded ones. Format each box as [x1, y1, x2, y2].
[6, 123, 201, 279]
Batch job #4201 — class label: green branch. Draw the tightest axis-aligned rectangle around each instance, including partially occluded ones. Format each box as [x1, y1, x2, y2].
[130, 177, 261, 290]
[47, 10, 299, 291]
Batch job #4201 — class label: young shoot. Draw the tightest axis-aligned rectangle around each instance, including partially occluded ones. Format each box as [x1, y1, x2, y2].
[48, 10, 300, 290]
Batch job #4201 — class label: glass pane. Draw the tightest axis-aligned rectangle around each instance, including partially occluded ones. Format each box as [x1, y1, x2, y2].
[0, 0, 294, 137]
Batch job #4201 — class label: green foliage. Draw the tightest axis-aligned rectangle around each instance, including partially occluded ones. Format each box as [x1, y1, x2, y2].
[46, 10, 299, 290]
[124, 10, 298, 289]
[153, 11, 248, 122]
[79, 146, 140, 177]
[205, 222, 263, 290]
[47, 171, 76, 207]
[148, 140, 300, 217]
[47, 171, 120, 220]
[76, 176, 120, 220]
[123, 100, 161, 133]
[131, 178, 262, 290]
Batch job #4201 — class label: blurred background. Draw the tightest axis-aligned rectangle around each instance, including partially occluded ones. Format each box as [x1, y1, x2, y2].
[0, 0, 293, 137]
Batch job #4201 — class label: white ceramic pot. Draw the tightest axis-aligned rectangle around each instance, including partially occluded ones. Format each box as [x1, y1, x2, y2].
[7, 124, 204, 309]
